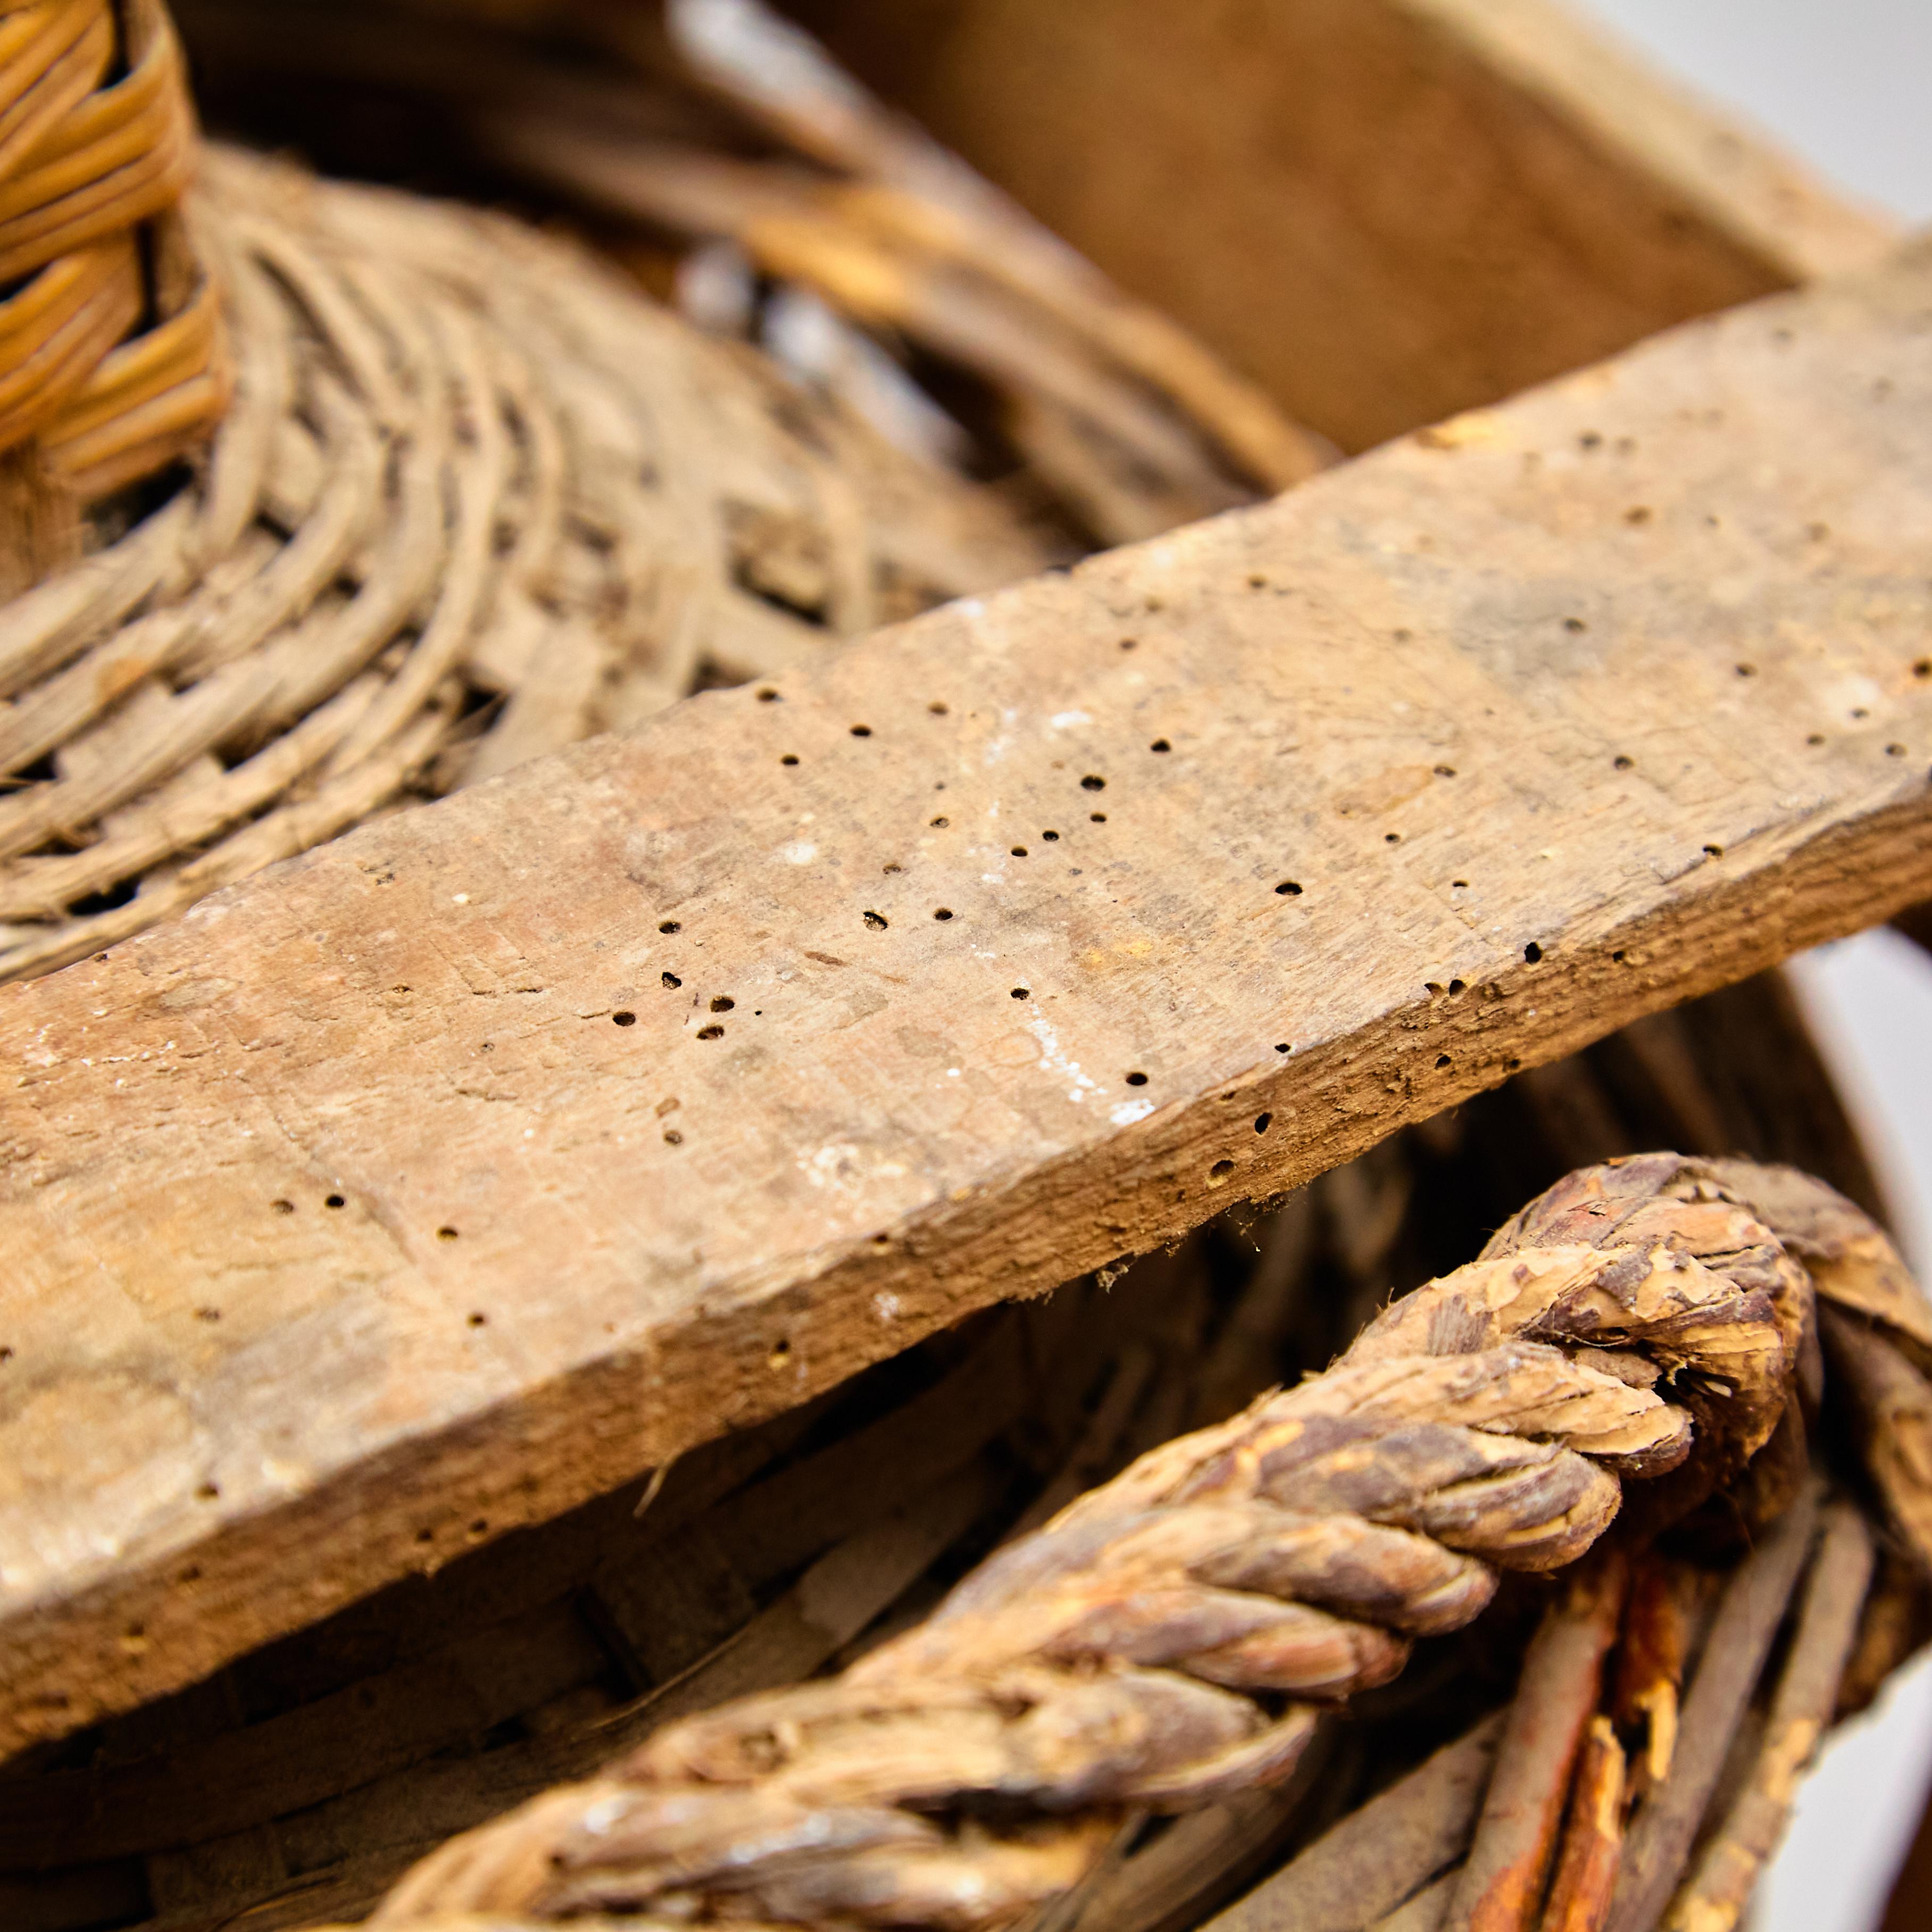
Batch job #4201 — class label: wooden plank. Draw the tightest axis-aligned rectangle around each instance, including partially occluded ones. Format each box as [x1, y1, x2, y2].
[782, 0, 1897, 453]
[6, 249, 1932, 1758]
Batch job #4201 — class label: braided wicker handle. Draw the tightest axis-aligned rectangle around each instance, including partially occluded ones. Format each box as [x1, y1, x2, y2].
[328, 1154, 1932, 1932]
[1, 0, 228, 584]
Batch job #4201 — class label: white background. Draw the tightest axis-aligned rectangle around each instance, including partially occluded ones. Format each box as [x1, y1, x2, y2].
[1578, 4, 1932, 1925]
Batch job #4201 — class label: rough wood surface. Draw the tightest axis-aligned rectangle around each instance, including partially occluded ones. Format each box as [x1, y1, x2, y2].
[781, 0, 1896, 453]
[7, 250, 1932, 1757]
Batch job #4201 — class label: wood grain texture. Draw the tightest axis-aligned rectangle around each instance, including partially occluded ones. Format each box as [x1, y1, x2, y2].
[6, 247, 1932, 1758]
[781, 0, 1897, 453]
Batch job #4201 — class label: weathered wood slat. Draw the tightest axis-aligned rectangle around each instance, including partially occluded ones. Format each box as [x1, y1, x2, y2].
[6, 248, 1932, 1756]
[784, 0, 1897, 452]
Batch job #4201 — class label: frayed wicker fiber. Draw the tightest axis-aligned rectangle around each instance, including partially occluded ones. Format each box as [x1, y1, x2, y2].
[0, 0, 227, 526]
[0, 140, 1051, 985]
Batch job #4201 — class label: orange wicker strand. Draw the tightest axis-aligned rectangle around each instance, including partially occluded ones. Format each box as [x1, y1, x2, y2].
[0, 0, 227, 505]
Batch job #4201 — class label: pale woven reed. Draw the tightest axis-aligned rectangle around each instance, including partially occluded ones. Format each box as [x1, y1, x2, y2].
[0, 0, 227, 499]
[0, 142, 1052, 984]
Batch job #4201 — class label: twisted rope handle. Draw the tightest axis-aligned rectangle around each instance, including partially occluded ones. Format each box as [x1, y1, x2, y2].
[0, 0, 227, 514]
[340, 1155, 1923, 1931]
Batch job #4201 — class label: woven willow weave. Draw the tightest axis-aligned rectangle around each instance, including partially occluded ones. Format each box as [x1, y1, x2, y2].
[0, 0, 227, 501]
[0, 143, 1052, 984]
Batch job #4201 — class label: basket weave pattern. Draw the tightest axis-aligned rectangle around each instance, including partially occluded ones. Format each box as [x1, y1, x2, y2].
[0, 0, 226, 498]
